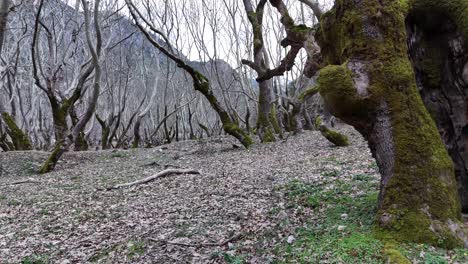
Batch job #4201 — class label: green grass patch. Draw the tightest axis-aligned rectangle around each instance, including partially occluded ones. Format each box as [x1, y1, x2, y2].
[278, 178, 382, 263]
[275, 173, 468, 263]
[127, 240, 145, 258]
[21, 255, 48, 264]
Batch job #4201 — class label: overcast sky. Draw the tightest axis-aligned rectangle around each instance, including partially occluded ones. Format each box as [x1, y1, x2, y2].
[67, 0, 333, 71]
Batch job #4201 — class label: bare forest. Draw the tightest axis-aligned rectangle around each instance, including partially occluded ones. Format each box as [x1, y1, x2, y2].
[0, 0, 467, 263]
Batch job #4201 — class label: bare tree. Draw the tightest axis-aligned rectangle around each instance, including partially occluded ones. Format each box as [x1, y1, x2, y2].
[38, 0, 103, 173]
[125, 0, 253, 148]
[0, 0, 32, 151]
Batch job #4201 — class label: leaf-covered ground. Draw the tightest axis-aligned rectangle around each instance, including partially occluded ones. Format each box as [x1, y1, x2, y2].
[1, 126, 467, 263]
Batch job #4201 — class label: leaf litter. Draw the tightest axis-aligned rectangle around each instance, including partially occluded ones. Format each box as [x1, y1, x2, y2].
[0, 126, 379, 263]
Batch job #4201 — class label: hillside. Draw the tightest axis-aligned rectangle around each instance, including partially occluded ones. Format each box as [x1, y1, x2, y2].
[1, 127, 467, 263]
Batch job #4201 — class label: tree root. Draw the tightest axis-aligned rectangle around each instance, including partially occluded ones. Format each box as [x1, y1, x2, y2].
[101, 169, 200, 190]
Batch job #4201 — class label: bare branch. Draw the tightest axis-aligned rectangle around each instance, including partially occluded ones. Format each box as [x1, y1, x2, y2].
[298, 0, 323, 20]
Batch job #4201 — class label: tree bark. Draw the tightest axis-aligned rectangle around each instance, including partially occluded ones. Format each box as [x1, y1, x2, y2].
[406, 0, 468, 213]
[0, 112, 32, 150]
[316, 0, 466, 248]
[0, 0, 10, 55]
[242, 0, 277, 143]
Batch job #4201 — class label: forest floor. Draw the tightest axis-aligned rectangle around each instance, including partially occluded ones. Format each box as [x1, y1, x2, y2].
[1, 126, 468, 263]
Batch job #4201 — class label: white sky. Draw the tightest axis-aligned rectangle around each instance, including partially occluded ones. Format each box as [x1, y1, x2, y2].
[67, 0, 334, 69]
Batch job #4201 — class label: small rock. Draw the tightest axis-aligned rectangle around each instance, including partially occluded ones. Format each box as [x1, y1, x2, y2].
[337, 225, 346, 232]
[341, 213, 349, 220]
[287, 235, 295, 244]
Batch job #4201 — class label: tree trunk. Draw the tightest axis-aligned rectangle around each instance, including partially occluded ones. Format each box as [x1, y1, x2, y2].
[96, 114, 113, 150]
[132, 116, 143, 148]
[316, 0, 466, 248]
[70, 107, 88, 151]
[0, 0, 10, 55]
[406, 1, 468, 213]
[257, 80, 276, 142]
[50, 102, 69, 144]
[1, 112, 32, 150]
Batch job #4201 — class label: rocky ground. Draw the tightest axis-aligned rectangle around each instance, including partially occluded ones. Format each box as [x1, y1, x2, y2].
[1, 126, 466, 263]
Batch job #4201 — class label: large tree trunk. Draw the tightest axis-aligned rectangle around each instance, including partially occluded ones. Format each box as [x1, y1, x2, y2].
[316, 0, 467, 247]
[406, 1, 468, 213]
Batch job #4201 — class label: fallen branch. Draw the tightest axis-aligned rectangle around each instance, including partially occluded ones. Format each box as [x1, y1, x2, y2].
[1, 178, 41, 187]
[141, 162, 181, 169]
[150, 232, 244, 248]
[102, 169, 200, 190]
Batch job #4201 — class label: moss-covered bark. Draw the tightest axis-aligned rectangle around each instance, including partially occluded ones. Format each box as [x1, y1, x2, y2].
[39, 140, 68, 174]
[314, 116, 349, 147]
[193, 72, 253, 148]
[256, 82, 277, 142]
[1, 112, 32, 150]
[74, 132, 88, 151]
[406, 0, 468, 213]
[316, 0, 466, 247]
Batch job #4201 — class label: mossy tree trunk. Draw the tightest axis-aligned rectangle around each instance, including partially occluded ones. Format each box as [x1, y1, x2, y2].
[316, 0, 466, 247]
[1, 112, 32, 150]
[256, 81, 277, 142]
[406, 0, 468, 213]
[38, 0, 102, 174]
[242, 0, 277, 143]
[70, 106, 88, 151]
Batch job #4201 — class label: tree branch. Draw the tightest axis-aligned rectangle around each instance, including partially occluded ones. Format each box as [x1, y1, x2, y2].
[298, 0, 323, 20]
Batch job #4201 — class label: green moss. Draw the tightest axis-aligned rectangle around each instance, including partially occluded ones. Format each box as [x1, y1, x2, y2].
[382, 243, 411, 264]
[74, 132, 88, 151]
[2, 112, 32, 150]
[315, 116, 349, 147]
[298, 86, 319, 102]
[269, 106, 282, 137]
[318, 65, 370, 119]
[321, 129, 350, 147]
[409, 0, 468, 43]
[256, 106, 276, 143]
[192, 71, 253, 148]
[39, 142, 65, 174]
[262, 129, 276, 143]
[316, 0, 465, 248]
[223, 123, 254, 148]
